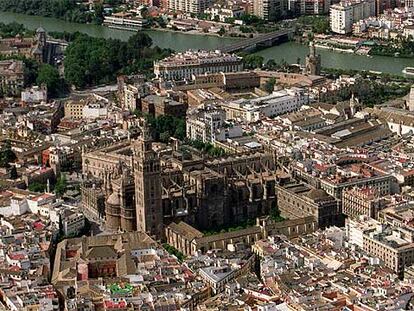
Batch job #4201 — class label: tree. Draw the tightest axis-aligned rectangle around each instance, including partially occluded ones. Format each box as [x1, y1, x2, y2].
[54, 174, 67, 196]
[28, 182, 46, 193]
[218, 26, 225, 36]
[0, 22, 30, 37]
[140, 7, 149, 18]
[0, 141, 16, 168]
[9, 165, 17, 179]
[270, 203, 283, 221]
[263, 77, 276, 93]
[64, 33, 168, 88]
[0, 0, 92, 23]
[243, 54, 264, 69]
[93, 3, 104, 24]
[36, 64, 61, 97]
[264, 59, 277, 70]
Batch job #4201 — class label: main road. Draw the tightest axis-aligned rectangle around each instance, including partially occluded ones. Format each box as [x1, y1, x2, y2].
[2, 11, 414, 75]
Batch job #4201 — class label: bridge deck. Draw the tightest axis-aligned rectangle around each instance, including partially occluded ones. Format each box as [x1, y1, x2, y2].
[220, 29, 292, 53]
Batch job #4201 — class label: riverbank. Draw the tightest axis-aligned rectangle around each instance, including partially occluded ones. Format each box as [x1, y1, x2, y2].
[2, 11, 414, 75]
[143, 25, 249, 39]
[255, 41, 414, 76]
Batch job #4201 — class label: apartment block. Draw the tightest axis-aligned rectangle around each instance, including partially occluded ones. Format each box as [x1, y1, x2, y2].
[167, 0, 214, 14]
[253, 0, 283, 21]
[330, 0, 376, 34]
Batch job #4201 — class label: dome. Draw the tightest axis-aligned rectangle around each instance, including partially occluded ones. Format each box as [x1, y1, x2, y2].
[107, 191, 120, 206]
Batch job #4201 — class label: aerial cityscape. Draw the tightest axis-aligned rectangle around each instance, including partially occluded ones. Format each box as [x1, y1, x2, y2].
[2, 0, 414, 310]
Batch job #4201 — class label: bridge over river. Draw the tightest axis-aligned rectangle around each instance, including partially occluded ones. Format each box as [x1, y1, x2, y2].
[220, 29, 294, 53]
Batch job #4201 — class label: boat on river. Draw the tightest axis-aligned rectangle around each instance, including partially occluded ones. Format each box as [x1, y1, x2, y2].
[403, 67, 414, 77]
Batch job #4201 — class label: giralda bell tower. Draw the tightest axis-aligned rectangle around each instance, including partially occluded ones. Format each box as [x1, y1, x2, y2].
[133, 119, 163, 239]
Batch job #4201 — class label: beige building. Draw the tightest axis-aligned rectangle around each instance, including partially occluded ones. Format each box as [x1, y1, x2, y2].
[346, 217, 414, 276]
[330, 0, 376, 34]
[342, 187, 383, 219]
[166, 216, 317, 256]
[154, 50, 243, 81]
[253, 0, 283, 21]
[0, 60, 25, 96]
[64, 100, 87, 120]
[363, 226, 414, 275]
[276, 182, 342, 228]
[167, 0, 214, 14]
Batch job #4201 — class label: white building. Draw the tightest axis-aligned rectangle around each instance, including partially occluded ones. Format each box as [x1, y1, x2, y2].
[346, 216, 376, 248]
[186, 108, 226, 143]
[222, 88, 308, 122]
[83, 102, 108, 119]
[253, 0, 283, 21]
[27, 193, 56, 214]
[21, 85, 47, 104]
[330, 0, 376, 34]
[154, 50, 243, 81]
[103, 14, 148, 30]
[167, 0, 214, 14]
[0, 197, 28, 217]
[214, 124, 243, 141]
[205, 5, 245, 22]
[61, 209, 85, 236]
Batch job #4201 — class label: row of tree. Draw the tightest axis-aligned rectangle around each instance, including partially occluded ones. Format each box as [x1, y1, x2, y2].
[370, 37, 414, 58]
[135, 111, 186, 143]
[0, 22, 33, 38]
[319, 77, 411, 107]
[0, 0, 90, 23]
[188, 140, 226, 157]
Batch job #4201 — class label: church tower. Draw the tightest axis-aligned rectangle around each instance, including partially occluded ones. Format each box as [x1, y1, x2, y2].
[133, 120, 163, 239]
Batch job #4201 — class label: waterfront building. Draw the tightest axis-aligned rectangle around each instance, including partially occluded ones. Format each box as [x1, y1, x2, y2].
[205, 4, 245, 22]
[167, 0, 214, 14]
[103, 13, 148, 30]
[154, 50, 243, 81]
[330, 0, 376, 34]
[253, 0, 283, 21]
[409, 84, 414, 112]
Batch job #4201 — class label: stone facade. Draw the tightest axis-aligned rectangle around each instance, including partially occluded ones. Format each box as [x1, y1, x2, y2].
[342, 187, 383, 219]
[305, 42, 321, 76]
[276, 182, 343, 228]
[165, 216, 317, 256]
[81, 132, 280, 239]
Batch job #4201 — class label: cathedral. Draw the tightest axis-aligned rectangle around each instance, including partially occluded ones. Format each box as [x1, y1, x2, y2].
[81, 121, 279, 239]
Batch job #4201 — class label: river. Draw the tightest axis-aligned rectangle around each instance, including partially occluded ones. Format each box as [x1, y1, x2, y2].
[1, 11, 414, 75]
